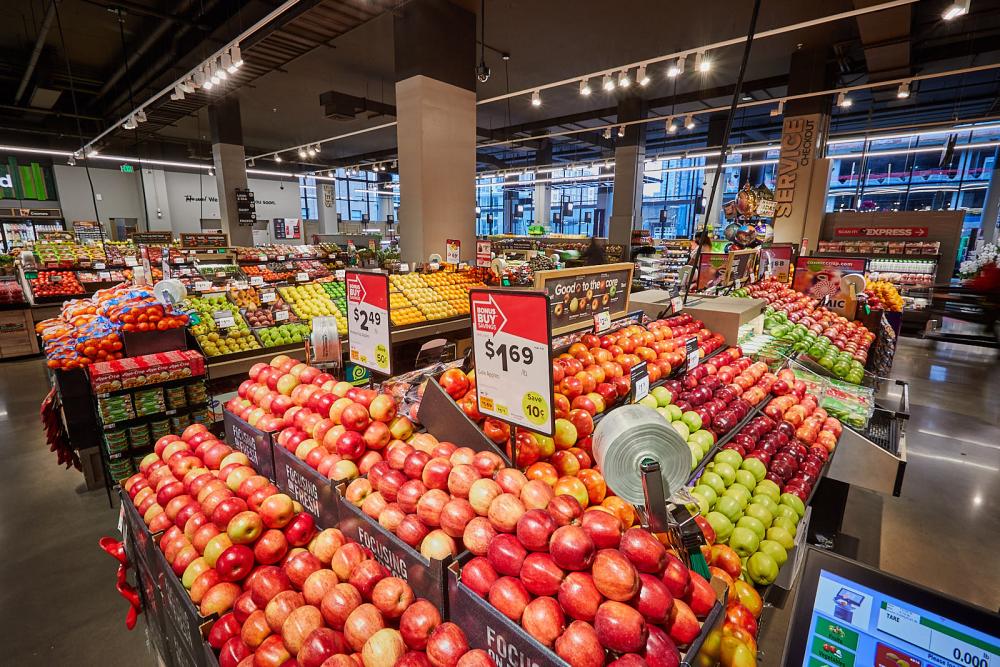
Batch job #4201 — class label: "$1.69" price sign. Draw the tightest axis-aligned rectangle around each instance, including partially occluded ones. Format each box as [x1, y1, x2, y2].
[470, 289, 554, 436]
[346, 271, 392, 375]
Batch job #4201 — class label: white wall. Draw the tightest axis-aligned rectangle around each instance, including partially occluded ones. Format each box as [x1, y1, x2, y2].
[51, 164, 304, 239]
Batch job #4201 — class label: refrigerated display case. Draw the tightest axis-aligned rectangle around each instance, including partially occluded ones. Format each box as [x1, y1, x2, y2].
[0, 211, 67, 251]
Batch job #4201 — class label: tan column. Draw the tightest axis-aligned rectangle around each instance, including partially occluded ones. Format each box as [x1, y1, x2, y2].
[772, 113, 831, 249]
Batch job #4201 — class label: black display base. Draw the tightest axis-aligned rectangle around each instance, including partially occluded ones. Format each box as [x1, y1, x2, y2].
[222, 408, 276, 480]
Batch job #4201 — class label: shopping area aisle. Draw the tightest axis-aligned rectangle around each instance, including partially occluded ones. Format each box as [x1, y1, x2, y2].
[0, 359, 150, 666]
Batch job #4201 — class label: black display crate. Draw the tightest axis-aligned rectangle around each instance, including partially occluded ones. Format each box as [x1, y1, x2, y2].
[222, 408, 276, 480]
[273, 444, 340, 528]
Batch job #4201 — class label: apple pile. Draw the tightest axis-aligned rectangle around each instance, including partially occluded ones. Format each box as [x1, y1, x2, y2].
[692, 547, 765, 667]
[122, 424, 493, 667]
[226, 354, 416, 483]
[343, 442, 634, 563]
[762, 370, 842, 454]
[460, 502, 720, 666]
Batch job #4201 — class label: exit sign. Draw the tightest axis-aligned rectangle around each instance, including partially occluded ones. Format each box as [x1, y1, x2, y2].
[120, 164, 134, 173]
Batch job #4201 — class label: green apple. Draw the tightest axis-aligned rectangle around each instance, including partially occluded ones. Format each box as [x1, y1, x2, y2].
[651, 386, 673, 407]
[705, 511, 734, 543]
[693, 484, 718, 508]
[729, 527, 760, 559]
[715, 496, 743, 523]
[747, 552, 779, 585]
[700, 472, 726, 497]
[689, 430, 715, 453]
[666, 405, 683, 422]
[780, 493, 806, 518]
[773, 504, 799, 523]
[736, 515, 766, 540]
[767, 526, 795, 550]
[713, 461, 737, 487]
[758, 539, 788, 567]
[639, 394, 659, 410]
[751, 494, 779, 516]
[656, 407, 672, 421]
[714, 449, 743, 470]
[671, 421, 691, 441]
[741, 458, 767, 482]
[744, 503, 773, 528]
[772, 515, 798, 537]
[725, 483, 753, 505]
[755, 479, 781, 502]
[734, 469, 757, 490]
[689, 444, 701, 470]
[688, 491, 710, 515]
[681, 411, 703, 433]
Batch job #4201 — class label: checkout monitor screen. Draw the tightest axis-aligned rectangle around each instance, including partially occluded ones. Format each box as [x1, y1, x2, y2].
[785, 547, 999, 667]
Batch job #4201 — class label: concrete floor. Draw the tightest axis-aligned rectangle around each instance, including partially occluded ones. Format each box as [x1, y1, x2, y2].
[0, 336, 997, 665]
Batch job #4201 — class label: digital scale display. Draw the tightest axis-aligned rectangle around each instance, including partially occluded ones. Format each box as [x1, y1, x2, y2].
[802, 569, 999, 667]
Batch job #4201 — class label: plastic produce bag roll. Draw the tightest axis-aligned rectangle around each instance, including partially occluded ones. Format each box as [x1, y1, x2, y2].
[592, 405, 692, 506]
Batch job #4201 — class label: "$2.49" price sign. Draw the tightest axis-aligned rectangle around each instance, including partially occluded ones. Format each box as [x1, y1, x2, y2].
[346, 271, 392, 375]
[470, 289, 554, 435]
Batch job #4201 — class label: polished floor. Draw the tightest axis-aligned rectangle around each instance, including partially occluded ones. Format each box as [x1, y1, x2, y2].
[0, 337, 997, 665]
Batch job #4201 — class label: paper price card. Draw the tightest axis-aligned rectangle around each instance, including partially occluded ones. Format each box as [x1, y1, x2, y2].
[593, 310, 612, 333]
[686, 337, 700, 372]
[470, 289, 554, 435]
[249, 276, 264, 286]
[346, 271, 392, 375]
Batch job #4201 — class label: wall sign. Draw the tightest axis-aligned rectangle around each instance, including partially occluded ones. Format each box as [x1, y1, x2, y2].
[834, 226, 929, 238]
[132, 231, 173, 245]
[476, 240, 492, 267]
[533, 262, 634, 336]
[470, 289, 554, 436]
[726, 248, 759, 285]
[346, 270, 392, 375]
[235, 188, 257, 227]
[180, 232, 228, 249]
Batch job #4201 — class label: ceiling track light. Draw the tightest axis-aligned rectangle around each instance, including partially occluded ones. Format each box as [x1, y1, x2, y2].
[86, 148, 98, 158]
[208, 167, 215, 176]
[67, 155, 76, 166]
[298, 147, 307, 159]
[666, 117, 678, 133]
[770, 99, 785, 117]
[618, 70, 631, 88]
[231, 44, 243, 68]
[637, 64, 650, 86]
[943, 0, 971, 20]
[897, 80, 912, 99]
[531, 89, 541, 107]
[602, 127, 612, 140]
[123, 116, 137, 130]
[667, 55, 686, 78]
[602, 74, 615, 91]
[221, 52, 233, 74]
[579, 78, 592, 96]
[695, 51, 710, 73]
[617, 125, 626, 138]
[684, 114, 696, 130]
[837, 92, 853, 108]
[170, 85, 185, 101]
[135, 109, 147, 123]
[274, 154, 282, 163]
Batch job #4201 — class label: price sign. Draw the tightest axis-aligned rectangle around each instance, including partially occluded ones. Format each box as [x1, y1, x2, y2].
[346, 271, 392, 375]
[249, 276, 264, 286]
[94, 262, 106, 270]
[274, 309, 289, 322]
[99, 271, 112, 280]
[259, 254, 268, 262]
[429, 262, 440, 271]
[194, 280, 212, 292]
[234, 280, 248, 290]
[335, 270, 346, 280]
[125, 256, 138, 267]
[685, 337, 700, 372]
[261, 290, 276, 303]
[276, 255, 285, 261]
[296, 272, 309, 282]
[173, 257, 185, 264]
[629, 362, 649, 403]
[446, 239, 461, 264]
[593, 311, 612, 334]
[671, 296, 684, 314]
[476, 240, 492, 268]
[399, 263, 410, 273]
[213, 309, 236, 329]
[51, 274, 63, 283]
[470, 289, 554, 436]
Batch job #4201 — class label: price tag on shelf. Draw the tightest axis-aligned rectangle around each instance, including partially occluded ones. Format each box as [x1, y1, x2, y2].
[125, 257, 138, 267]
[259, 254, 268, 262]
[399, 263, 410, 273]
[51, 274, 63, 283]
[99, 271, 112, 280]
[470, 289, 554, 436]
[233, 280, 248, 290]
[335, 270, 345, 280]
[249, 276, 264, 286]
[671, 296, 684, 314]
[296, 272, 309, 282]
[458, 262, 469, 270]
[593, 310, 612, 334]
[213, 309, 236, 329]
[194, 280, 212, 292]
[94, 262, 106, 270]
[276, 255, 285, 261]
[261, 290, 276, 303]
[429, 262, 440, 271]
[685, 337, 700, 372]
[214, 271, 226, 279]
[346, 271, 392, 375]
[173, 257, 185, 264]
[274, 309, 289, 322]
[630, 362, 649, 403]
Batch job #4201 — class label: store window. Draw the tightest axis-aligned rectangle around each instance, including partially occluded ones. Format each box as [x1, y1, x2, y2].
[299, 177, 319, 220]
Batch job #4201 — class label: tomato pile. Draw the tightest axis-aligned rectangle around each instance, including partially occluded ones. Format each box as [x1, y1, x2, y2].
[30, 271, 85, 298]
[37, 283, 190, 370]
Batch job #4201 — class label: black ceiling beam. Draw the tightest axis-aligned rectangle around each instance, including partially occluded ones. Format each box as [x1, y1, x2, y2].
[79, 0, 212, 31]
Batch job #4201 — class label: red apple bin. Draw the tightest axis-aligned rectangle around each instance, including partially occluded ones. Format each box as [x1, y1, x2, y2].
[447, 551, 727, 667]
[222, 408, 277, 481]
[272, 443, 341, 529]
[417, 377, 512, 465]
[334, 481, 457, 614]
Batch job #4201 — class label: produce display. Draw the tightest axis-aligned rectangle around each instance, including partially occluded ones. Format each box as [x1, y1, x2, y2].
[242, 264, 295, 283]
[230, 287, 261, 310]
[257, 323, 312, 347]
[737, 280, 874, 384]
[34, 241, 106, 267]
[122, 424, 481, 667]
[185, 294, 261, 357]
[30, 270, 86, 298]
[863, 279, 903, 312]
[0, 279, 26, 304]
[244, 297, 296, 328]
[104, 241, 140, 266]
[319, 280, 347, 316]
[390, 272, 486, 322]
[198, 263, 241, 280]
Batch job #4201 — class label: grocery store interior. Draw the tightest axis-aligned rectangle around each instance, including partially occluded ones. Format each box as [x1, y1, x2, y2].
[2, 1, 1000, 666]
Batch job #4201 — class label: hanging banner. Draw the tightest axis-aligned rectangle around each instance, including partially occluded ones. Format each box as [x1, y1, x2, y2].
[346, 270, 392, 375]
[470, 289, 554, 436]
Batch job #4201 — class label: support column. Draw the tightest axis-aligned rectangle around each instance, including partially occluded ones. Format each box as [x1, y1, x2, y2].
[979, 148, 1000, 244]
[533, 141, 552, 229]
[394, 0, 477, 263]
[772, 36, 835, 247]
[208, 95, 252, 246]
[609, 96, 647, 251]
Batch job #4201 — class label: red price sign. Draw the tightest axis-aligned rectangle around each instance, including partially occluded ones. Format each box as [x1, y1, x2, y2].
[346, 271, 392, 375]
[470, 289, 554, 435]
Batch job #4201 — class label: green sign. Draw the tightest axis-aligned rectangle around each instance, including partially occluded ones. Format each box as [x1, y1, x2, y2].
[120, 164, 134, 173]
[0, 157, 55, 201]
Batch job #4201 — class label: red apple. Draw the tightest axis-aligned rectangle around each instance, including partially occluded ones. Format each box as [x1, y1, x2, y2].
[371, 576, 414, 619]
[555, 620, 604, 667]
[320, 582, 362, 630]
[549, 525, 595, 571]
[425, 622, 469, 667]
[399, 598, 441, 650]
[594, 601, 647, 654]
[487, 533, 527, 576]
[558, 572, 604, 622]
[520, 552, 566, 597]
[488, 576, 531, 621]
[516, 508, 558, 552]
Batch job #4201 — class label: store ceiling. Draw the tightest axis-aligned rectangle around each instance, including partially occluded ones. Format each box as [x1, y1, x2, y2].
[3, 0, 1000, 172]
